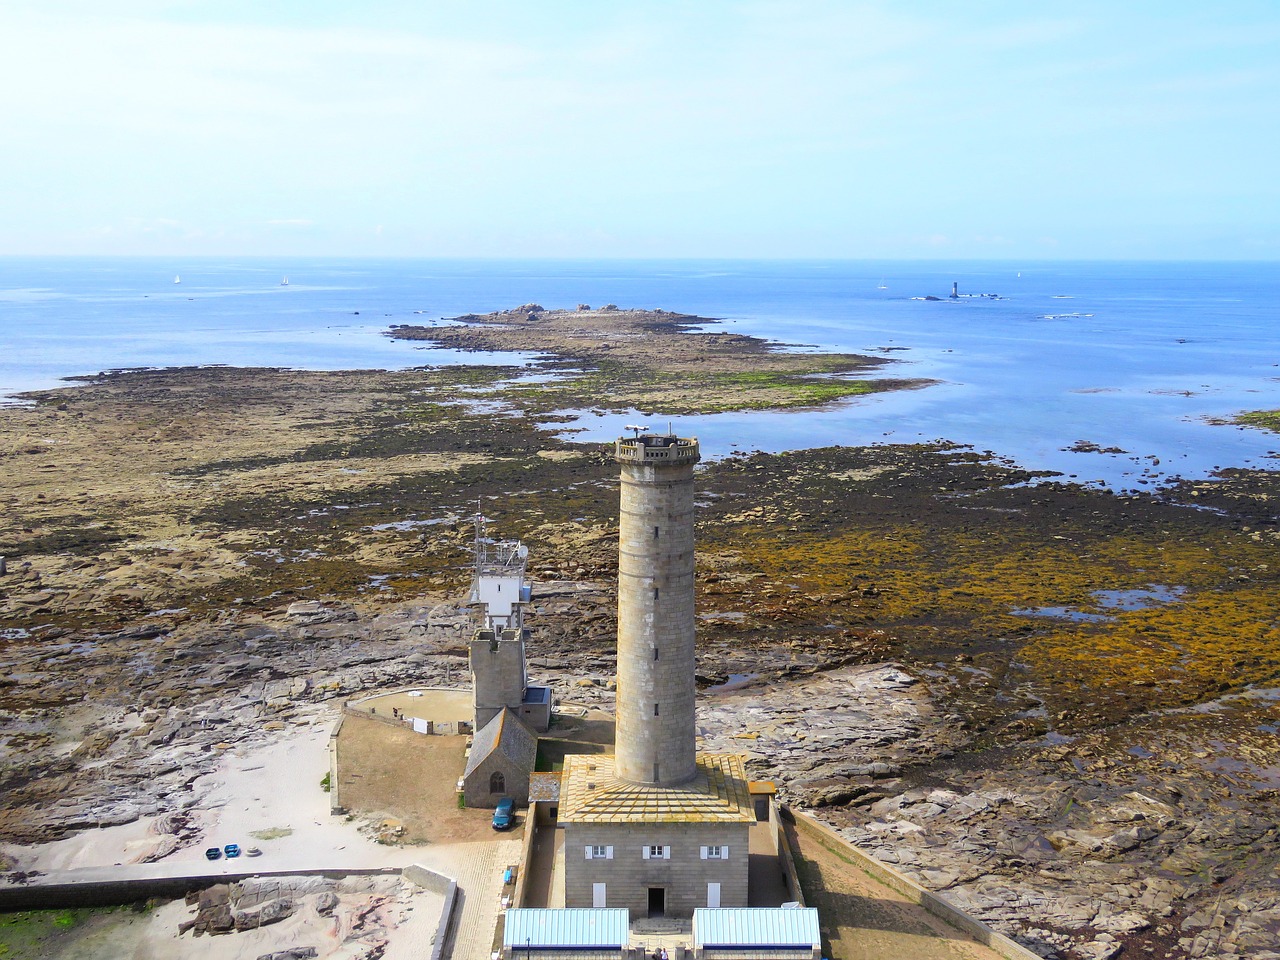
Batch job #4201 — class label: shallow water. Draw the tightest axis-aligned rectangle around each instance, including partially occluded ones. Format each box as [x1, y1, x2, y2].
[3, 257, 1278, 487]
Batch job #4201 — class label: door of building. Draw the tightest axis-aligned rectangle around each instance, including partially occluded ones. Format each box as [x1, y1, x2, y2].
[647, 887, 665, 918]
[707, 882, 721, 908]
[592, 883, 606, 908]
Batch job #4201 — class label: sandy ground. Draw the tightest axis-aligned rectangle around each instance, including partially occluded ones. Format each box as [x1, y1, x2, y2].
[7, 710, 407, 874]
[3, 706, 515, 959]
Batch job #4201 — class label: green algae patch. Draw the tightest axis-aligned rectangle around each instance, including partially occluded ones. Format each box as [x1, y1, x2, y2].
[250, 825, 294, 839]
[0, 905, 151, 958]
[1232, 409, 1280, 433]
[695, 446, 1280, 739]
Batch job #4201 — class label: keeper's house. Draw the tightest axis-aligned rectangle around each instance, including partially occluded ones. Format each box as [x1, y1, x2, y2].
[559, 753, 754, 918]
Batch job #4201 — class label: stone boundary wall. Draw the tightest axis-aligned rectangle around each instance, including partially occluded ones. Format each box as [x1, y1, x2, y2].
[793, 811, 1042, 960]
[513, 811, 539, 908]
[770, 801, 805, 907]
[328, 713, 346, 815]
[403, 864, 459, 960]
[0, 866, 401, 912]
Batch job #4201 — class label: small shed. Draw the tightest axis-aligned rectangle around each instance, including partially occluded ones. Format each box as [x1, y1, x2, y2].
[462, 707, 538, 808]
[528, 771, 563, 824]
[748, 781, 777, 822]
[502, 908, 630, 960]
[692, 907, 822, 960]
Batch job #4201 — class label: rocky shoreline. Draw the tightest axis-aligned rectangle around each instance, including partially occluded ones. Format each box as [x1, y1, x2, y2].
[2, 307, 1278, 959]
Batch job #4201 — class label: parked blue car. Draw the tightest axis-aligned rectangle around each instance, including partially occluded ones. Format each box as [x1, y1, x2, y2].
[492, 797, 515, 830]
[224, 843, 241, 858]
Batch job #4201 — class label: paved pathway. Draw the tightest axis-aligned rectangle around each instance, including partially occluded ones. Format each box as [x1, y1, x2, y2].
[443, 838, 523, 960]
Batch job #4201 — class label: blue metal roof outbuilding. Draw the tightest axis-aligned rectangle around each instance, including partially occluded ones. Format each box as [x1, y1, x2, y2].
[504, 908, 630, 948]
[692, 908, 821, 947]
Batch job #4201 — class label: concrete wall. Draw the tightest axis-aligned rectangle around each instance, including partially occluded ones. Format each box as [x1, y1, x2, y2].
[564, 821, 748, 918]
[615, 444, 699, 786]
[793, 811, 1043, 960]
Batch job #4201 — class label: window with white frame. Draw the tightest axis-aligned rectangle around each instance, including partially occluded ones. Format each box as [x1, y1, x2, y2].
[585, 845, 614, 860]
[700, 845, 730, 860]
[641, 845, 671, 860]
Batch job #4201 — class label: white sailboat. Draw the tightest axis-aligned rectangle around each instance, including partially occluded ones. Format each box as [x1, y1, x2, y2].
[281, 276, 289, 286]
[173, 275, 181, 284]
[876, 277, 887, 290]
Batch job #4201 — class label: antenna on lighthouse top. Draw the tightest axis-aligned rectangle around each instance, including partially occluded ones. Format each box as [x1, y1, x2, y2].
[624, 424, 650, 440]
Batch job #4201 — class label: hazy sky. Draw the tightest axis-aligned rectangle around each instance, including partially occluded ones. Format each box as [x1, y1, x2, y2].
[2, 1, 1277, 259]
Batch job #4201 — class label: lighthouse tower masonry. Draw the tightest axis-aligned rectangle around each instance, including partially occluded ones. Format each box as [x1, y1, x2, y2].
[558, 432, 752, 917]
[614, 433, 700, 786]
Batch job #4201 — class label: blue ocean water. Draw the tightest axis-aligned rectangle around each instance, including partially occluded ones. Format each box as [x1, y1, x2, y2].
[1, 257, 1277, 488]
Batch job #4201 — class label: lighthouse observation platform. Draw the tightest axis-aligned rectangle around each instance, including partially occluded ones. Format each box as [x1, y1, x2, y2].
[614, 435, 700, 465]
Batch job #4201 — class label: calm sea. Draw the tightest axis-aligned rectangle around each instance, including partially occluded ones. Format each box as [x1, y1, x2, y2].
[1, 257, 1277, 488]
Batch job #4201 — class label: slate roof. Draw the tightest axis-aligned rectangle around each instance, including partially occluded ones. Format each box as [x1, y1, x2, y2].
[528, 771, 562, 803]
[463, 707, 538, 780]
[558, 753, 754, 824]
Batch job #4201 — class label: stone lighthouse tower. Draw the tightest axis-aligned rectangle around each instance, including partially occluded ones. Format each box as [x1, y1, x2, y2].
[557, 430, 753, 918]
[613, 431, 700, 786]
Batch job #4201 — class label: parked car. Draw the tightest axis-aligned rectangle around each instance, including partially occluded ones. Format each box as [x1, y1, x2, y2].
[224, 843, 242, 858]
[205, 847, 222, 861]
[491, 797, 515, 830]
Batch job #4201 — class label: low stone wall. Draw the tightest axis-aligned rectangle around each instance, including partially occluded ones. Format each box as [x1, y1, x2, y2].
[403, 864, 459, 960]
[770, 801, 805, 906]
[328, 713, 346, 815]
[0, 865, 401, 912]
[793, 811, 1042, 960]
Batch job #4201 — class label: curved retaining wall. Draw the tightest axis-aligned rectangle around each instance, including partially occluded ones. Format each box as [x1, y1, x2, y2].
[794, 811, 1042, 960]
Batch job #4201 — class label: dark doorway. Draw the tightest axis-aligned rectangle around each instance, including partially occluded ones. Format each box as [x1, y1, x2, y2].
[647, 886, 665, 918]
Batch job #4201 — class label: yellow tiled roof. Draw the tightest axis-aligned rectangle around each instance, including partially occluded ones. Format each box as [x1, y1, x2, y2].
[558, 753, 755, 823]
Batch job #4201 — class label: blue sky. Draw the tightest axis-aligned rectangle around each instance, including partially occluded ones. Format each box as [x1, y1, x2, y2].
[2, 1, 1277, 259]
